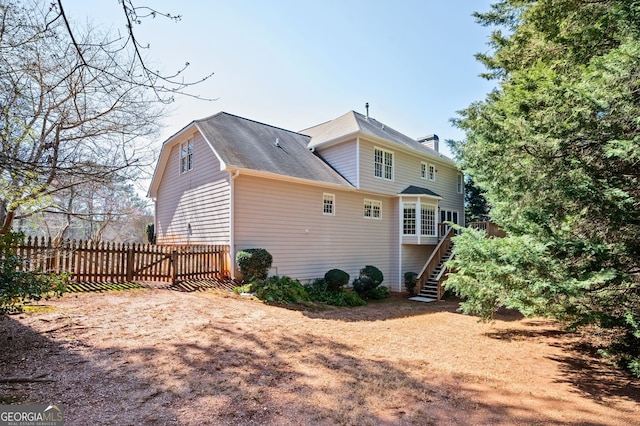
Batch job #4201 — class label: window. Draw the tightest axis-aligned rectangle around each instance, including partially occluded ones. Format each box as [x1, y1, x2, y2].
[374, 147, 393, 180]
[403, 203, 416, 235]
[420, 162, 427, 179]
[457, 173, 464, 194]
[323, 193, 335, 215]
[428, 164, 435, 181]
[180, 140, 194, 174]
[421, 203, 436, 236]
[441, 209, 460, 226]
[364, 199, 382, 219]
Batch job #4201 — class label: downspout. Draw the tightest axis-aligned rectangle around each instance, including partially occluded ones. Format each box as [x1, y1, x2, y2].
[398, 195, 403, 292]
[417, 196, 421, 245]
[229, 169, 240, 279]
[356, 137, 360, 189]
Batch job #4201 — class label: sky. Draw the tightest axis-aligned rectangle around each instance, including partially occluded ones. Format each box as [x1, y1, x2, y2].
[62, 0, 497, 159]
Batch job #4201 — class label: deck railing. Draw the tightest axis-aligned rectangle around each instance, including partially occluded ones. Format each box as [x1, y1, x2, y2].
[469, 221, 506, 238]
[416, 225, 454, 297]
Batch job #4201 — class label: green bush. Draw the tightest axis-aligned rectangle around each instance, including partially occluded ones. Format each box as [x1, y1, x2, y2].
[236, 248, 273, 282]
[404, 271, 418, 296]
[368, 285, 389, 300]
[324, 269, 350, 292]
[352, 265, 388, 300]
[340, 289, 368, 306]
[232, 283, 253, 294]
[253, 275, 309, 304]
[361, 265, 384, 285]
[304, 278, 366, 307]
[1, 232, 67, 315]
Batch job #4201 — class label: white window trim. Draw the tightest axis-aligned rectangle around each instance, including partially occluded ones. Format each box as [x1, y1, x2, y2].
[363, 199, 382, 220]
[403, 203, 416, 235]
[457, 173, 464, 194]
[420, 162, 427, 180]
[374, 147, 394, 181]
[420, 203, 437, 237]
[428, 163, 436, 182]
[180, 139, 194, 174]
[323, 193, 335, 216]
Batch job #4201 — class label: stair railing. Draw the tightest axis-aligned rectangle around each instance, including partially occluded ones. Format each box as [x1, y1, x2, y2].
[415, 225, 455, 298]
[436, 251, 455, 299]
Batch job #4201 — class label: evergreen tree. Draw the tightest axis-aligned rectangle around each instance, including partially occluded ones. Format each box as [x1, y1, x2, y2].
[464, 177, 491, 223]
[448, 0, 640, 376]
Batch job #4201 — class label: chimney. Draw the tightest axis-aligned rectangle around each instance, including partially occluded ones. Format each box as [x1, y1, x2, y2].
[417, 134, 439, 152]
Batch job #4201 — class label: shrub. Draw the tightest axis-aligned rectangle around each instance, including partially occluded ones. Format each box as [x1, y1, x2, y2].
[368, 285, 390, 300]
[304, 278, 366, 307]
[340, 289, 368, 307]
[236, 248, 273, 282]
[253, 275, 309, 304]
[145, 223, 156, 244]
[361, 265, 383, 285]
[352, 265, 388, 300]
[324, 269, 350, 292]
[232, 283, 253, 294]
[1, 232, 67, 315]
[404, 271, 418, 296]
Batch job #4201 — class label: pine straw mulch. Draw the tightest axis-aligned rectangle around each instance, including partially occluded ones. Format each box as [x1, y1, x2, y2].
[1, 289, 639, 425]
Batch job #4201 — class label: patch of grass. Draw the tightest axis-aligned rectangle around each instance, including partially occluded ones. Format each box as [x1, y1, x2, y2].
[21, 305, 57, 314]
[0, 395, 23, 404]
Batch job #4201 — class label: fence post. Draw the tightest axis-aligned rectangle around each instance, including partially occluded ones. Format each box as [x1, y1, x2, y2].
[171, 250, 178, 284]
[126, 246, 135, 281]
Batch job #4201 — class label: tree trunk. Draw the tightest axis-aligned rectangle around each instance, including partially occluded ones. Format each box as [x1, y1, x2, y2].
[0, 209, 15, 235]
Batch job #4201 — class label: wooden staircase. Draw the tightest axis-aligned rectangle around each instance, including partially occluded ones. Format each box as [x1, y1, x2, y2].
[417, 244, 453, 299]
[414, 225, 455, 300]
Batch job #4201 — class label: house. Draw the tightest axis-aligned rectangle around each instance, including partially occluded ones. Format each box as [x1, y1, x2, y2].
[147, 110, 464, 292]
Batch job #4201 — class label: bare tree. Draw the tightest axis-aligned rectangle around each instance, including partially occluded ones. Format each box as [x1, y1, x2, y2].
[21, 179, 152, 243]
[0, 0, 212, 234]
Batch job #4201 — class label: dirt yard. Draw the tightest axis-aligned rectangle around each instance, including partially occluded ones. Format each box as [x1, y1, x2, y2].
[1, 288, 638, 425]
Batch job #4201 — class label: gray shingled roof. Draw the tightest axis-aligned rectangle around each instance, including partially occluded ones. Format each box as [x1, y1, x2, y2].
[399, 185, 441, 198]
[195, 112, 353, 187]
[302, 111, 453, 161]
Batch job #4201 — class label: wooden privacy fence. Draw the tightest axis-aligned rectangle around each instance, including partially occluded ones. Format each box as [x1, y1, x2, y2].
[9, 237, 231, 284]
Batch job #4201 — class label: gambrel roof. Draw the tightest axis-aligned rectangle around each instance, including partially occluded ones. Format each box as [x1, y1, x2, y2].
[195, 112, 352, 187]
[148, 112, 353, 198]
[149, 110, 452, 198]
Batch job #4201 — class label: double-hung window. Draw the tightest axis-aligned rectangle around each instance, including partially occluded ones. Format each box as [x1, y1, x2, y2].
[364, 199, 382, 219]
[457, 173, 464, 194]
[421, 203, 436, 236]
[403, 203, 416, 235]
[180, 139, 194, 174]
[374, 147, 393, 180]
[428, 164, 435, 181]
[404, 203, 437, 236]
[323, 193, 335, 216]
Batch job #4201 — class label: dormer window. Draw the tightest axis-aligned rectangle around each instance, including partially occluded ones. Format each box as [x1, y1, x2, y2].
[374, 147, 393, 181]
[180, 139, 194, 174]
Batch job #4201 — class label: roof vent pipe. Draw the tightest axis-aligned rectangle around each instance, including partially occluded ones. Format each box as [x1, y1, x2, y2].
[365, 102, 369, 121]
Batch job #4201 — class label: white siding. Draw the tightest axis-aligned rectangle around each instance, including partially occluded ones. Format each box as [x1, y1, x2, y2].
[315, 141, 358, 186]
[357, 139, 464, 223]
[156, 131, 231, 244]
[402, 245, 435, 278]
[233, 175, 399, 288]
